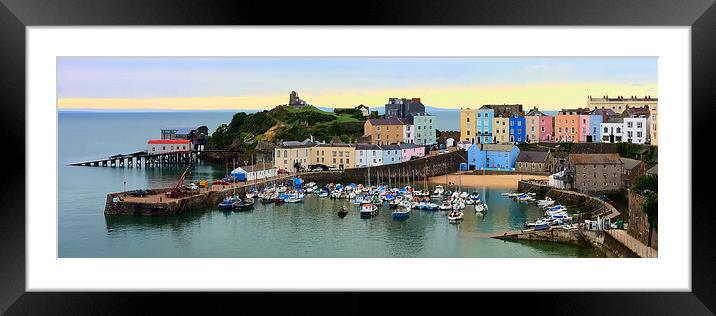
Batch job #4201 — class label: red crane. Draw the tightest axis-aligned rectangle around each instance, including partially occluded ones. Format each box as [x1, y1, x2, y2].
[167, 163, 193, 198]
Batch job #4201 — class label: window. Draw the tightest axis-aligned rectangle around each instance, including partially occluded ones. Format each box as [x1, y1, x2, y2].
[152, 147, 155, 152]
[467, 117, 470, 122]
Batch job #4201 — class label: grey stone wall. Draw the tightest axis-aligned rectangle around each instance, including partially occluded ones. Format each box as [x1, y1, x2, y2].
[627, 190, 658, 249]
[300, 149, 467, 185]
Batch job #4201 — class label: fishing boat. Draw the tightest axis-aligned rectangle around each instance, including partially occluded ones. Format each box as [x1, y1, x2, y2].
[284, 193, 303, 203]
[234, 198, 255, 211]
[537, 197, 555, 207]
[360, 202, 379, 218]
[218, 196, 239, 210]
[524, 220, 550, 231]
[392, 205, 411, 220]
[439, 200, 453, 211]
[337, 207, 349, 218]
[447, 210, 464, 223]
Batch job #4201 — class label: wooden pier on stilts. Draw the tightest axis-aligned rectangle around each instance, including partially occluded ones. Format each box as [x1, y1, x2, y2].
[68, 149, 243, 168]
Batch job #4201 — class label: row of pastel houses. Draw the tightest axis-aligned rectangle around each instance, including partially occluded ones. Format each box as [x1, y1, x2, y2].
[273, 138, 426, 172]
[459, 96, 658, 146]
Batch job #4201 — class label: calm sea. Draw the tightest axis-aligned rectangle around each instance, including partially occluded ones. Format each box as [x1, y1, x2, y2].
[58, 111, 599, 257]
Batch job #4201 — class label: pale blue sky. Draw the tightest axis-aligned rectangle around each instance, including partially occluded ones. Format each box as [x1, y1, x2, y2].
[58, 57, 657, 99]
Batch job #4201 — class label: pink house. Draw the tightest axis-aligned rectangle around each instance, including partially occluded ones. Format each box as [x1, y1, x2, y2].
[539, 115, 553, 141]
[578, 114, 591, 142]
[399, 143, 424, 160]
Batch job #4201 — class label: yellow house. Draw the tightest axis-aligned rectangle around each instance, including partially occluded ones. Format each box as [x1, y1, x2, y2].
[492, 116, 510, 143]
[459, 108, 476, 143]
[363, 118, 407, 145]
[311, 143, 356, 169]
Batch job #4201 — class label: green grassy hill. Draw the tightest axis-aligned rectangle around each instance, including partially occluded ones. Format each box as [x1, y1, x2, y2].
[207, 105, 366, 151]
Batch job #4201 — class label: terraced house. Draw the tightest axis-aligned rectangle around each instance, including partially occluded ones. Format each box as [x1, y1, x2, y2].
[354, 143, 382, 168]
[274, 139, 316, 172]
[311, 142, 355, 170]
[412, 112, 437, 145]
[587, 95, 657, 114]
[459, 108, 476, 143]
[475, 105, 495, 144]
[492, 115, 510, 144]
[363, 118, 407, 145]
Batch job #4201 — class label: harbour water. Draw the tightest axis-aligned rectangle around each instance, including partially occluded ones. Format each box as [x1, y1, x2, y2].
[58, 111, 601, 258]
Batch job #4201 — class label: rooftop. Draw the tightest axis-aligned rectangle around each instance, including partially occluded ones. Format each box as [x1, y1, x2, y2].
[381, 144, 402, 150]
[354, 143, 382, 150]
[588, 95, 658, 102]
[367, 118, 407, 125]
[479, 144, 516, 152]
[516, 151, 550, 163]
[570, 153, 623, 165]
[148, 139, 191, 144]
[646, 164, 658, 175]
[620, 157, 644, 170]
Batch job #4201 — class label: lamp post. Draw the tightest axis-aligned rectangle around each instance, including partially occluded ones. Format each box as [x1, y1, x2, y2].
[123, 181, 126, 193]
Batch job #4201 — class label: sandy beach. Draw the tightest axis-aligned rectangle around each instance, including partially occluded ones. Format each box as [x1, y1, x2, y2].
[428, 173, 548, 189]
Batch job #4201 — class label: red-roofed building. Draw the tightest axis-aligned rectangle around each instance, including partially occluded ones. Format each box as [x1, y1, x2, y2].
[147, 139, 193, 154]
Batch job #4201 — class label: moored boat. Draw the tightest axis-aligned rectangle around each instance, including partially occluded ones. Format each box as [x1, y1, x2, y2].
[447, 210, 464, 223]
[337, 207, 349, 218]
[360, 202, 379, 218]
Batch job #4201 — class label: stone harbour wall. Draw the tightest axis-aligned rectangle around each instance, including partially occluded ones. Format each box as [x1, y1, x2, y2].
[301, 149, 467, 185]
[627, 190, 658, 249]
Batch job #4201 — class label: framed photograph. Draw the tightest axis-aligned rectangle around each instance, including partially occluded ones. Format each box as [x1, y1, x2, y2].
[2, 0, 715, 313]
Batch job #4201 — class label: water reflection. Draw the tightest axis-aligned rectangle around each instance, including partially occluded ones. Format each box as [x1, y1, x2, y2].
[96, 186, 600, 258]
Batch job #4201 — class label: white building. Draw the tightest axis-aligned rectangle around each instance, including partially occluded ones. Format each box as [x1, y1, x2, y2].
[457, 140, 472, 150]
[623, 116, 649, 144]
[147, 139, 193, 154]
[231, 165, 277, 181]
[355, 104, 370, 116]
[600, 118, 624, 143]
[402, 124, 414, 144]
[355, 144, 383, 168]
[446, 138, 455, 147]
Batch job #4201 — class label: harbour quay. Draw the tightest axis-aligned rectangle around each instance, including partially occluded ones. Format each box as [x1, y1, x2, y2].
[104, 175, 292, 216]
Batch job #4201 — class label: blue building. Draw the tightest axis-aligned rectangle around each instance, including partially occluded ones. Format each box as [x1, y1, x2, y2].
[476, 106, 494, 144]
[467, 144, 521, 171]
[380, 144, 402, 165]
[508, 113, 526, 143]
[588, 109, 610, 143]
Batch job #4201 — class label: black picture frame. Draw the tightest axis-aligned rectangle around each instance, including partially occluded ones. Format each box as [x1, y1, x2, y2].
[1, 0, 714, 314]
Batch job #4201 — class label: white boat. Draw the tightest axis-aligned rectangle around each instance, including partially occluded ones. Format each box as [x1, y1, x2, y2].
[431, 185, 444, 198]
[447, 210, 464, 222]
[318, 191, 329, 198]
[360, 202, 379, 218]
[439, 201, 453, 211]
[474, 202, 488, 213]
